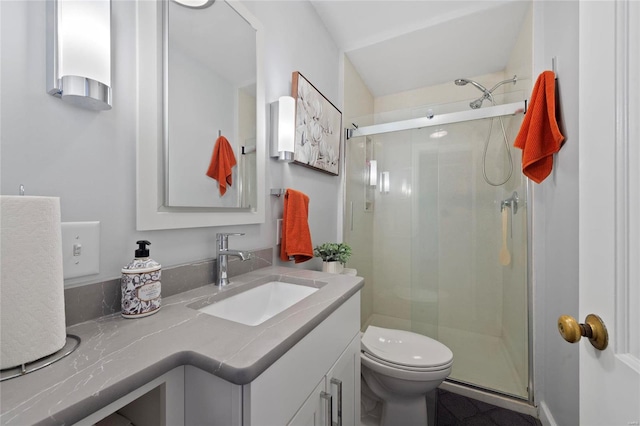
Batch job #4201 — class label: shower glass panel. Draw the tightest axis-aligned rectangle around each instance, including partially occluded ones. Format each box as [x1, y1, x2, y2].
[346, 101, 529, 399]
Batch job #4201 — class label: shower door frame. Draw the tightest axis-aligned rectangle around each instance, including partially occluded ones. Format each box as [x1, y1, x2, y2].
[346, 101, 526, 140]
[345, 101, 535, 407]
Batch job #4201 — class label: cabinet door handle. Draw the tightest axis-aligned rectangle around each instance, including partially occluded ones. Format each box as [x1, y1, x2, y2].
[320, 391, 332, 426]
[330, 378, 343, 426]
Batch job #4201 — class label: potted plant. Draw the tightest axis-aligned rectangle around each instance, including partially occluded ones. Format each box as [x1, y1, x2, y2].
[313, 242, 352, 274]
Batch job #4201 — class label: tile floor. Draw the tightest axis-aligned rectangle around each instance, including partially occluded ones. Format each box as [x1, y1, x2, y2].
[436, 390, 541, 426]
[362, 388, 541, 426]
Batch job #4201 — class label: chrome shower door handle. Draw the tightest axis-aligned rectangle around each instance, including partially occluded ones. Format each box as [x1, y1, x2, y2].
[320, 391, 333, 426]
[350, 202, 354, 232]
[330, 378, 343, 426]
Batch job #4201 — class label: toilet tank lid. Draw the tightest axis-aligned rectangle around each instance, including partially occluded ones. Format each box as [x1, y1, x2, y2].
[361, 326, 453, 369]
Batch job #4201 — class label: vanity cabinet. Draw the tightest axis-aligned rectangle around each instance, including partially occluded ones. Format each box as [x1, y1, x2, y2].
[243, 293, 360, 425]
[76, 293, 360, 426]
[185, 292, 361, 426]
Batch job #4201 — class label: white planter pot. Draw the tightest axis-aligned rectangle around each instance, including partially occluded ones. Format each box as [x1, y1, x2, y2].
[322, 261, 344, 274]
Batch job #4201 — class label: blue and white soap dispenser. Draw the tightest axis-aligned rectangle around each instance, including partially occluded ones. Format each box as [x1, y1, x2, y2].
[121, 240, 161, 318]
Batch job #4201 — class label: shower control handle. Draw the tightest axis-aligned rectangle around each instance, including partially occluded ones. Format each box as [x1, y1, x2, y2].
[558, 314, 608, 350]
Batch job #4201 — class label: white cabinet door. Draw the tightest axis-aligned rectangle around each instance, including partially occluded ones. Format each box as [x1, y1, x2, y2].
[289, 332, 361, 426]
[245, 294, 360, 425]
[326, 334, 361, 426]
[287, 378, 330, 426]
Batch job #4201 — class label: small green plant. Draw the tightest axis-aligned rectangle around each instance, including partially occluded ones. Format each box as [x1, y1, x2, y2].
[313, 242, 352, 264]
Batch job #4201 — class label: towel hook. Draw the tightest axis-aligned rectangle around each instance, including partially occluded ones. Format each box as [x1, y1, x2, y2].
[270, 188, 285, 197]
[218, 130, 222, 138]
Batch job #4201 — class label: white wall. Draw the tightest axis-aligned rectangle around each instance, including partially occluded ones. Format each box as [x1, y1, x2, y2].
[531, 1, 580, 425]
[243, 0, 342, 272]
[0, 0, 342, 286]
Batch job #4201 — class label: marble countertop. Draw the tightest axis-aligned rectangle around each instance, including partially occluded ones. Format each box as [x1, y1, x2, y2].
[0, 267, 363, 426]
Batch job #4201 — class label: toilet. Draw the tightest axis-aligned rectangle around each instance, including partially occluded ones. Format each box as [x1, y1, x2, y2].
[360, 326, 453, 426]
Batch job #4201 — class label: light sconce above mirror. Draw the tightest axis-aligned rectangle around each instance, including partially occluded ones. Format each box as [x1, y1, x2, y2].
[172, 0, 216, 9]
[270, 96, 295, 162]
[46, 0, 112, 111]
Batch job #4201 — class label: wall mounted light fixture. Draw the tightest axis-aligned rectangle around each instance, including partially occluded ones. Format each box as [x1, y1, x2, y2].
[172, 0, 216, 9]
[270, 96, 296, 162]
[46, 0, 112, 111]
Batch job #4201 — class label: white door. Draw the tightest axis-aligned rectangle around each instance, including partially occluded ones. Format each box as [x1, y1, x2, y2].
[579, 1, 640, 425]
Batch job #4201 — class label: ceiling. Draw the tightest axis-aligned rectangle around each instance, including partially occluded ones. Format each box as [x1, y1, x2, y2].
[309, 0, 531, 97]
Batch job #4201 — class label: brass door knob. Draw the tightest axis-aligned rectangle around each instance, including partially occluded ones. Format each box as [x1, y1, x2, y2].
[557, 314, 608, 350]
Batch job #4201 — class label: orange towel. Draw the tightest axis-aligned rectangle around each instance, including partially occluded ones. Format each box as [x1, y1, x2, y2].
[514, 71, 565, 184]
[206, 135, 237, 196]
[280, 189, 313, 263]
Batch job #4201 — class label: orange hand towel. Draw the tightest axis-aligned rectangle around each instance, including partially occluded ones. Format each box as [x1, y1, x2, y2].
[280, 189, 313, 264]
[514, 71, 565, 183]
[206, 135, 237, 196]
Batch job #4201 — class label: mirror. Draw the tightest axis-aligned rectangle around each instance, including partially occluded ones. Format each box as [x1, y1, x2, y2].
[166, 0, 256, 208]
[136, 0, 265, 230]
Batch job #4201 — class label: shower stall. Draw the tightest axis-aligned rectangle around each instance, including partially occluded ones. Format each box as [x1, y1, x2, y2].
[345, 92, 531, 400]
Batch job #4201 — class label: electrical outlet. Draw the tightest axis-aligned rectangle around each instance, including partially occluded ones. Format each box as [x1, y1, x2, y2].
[61, 222, 100, 279]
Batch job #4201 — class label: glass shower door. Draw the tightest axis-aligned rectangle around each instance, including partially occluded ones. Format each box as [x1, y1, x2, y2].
[407, 118, 529, 398]
[346, 110, 529, 399]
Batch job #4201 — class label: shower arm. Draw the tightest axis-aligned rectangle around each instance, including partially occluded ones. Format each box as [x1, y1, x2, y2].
[488, 76, 518, 94]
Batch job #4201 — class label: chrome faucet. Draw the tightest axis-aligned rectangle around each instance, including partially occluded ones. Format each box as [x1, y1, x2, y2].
[216, 233, 252, 287]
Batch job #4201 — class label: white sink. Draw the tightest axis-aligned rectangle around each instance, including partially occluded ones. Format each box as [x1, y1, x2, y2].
[198, 281, 318, 326]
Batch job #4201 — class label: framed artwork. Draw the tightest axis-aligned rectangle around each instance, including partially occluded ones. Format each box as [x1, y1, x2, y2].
[291, 71, 342, 175]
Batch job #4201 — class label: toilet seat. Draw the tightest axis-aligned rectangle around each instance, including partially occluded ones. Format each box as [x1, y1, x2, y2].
[361, 351, 452, 382]
[362, 351, 452, 372]
[361, 326, 453, 371]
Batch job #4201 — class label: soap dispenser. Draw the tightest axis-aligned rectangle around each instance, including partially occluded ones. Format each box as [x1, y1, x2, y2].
[121, 240, 161, 318]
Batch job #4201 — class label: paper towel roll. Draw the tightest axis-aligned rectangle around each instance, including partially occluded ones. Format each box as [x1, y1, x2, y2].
[1, 196, 67, 369]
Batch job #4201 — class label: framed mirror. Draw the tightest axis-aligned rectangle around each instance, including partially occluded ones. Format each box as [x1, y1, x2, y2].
[136, 0, 265, 230]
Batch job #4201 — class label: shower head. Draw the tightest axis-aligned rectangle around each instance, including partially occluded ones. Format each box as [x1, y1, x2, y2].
[454, 78, 489, 94]
[469, 97, 485, 109]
